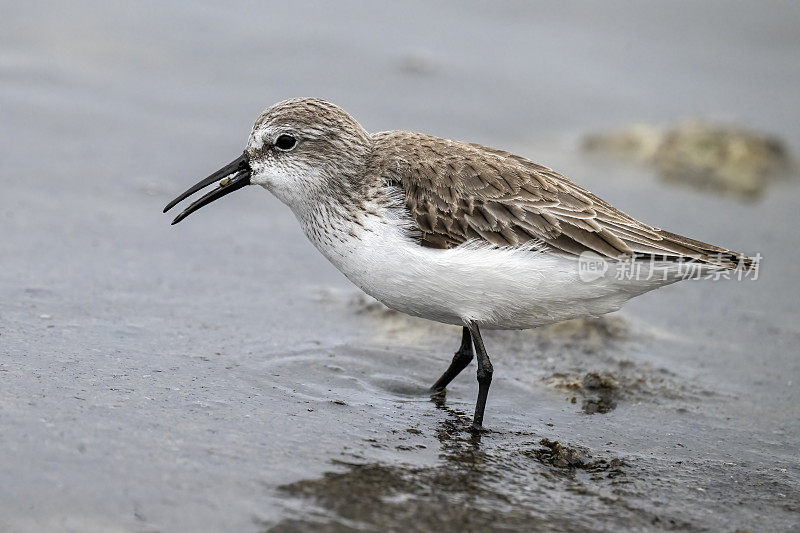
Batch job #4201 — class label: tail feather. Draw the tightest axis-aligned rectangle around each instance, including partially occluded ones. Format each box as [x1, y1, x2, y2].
[638, 230, 757, 271]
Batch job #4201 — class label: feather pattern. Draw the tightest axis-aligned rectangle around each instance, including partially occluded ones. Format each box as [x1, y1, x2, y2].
[368, 131, 752, 269]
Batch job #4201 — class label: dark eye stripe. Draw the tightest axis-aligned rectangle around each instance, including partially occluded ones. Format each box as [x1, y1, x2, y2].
[275, 134, 297, 151]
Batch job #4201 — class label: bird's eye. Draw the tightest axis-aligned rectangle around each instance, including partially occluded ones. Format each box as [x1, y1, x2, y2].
[275, 134, 297, 151]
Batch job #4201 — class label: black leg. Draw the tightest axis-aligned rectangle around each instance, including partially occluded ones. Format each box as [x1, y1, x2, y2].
[467, 322, 493, 430]
[430, 327, 474, 392]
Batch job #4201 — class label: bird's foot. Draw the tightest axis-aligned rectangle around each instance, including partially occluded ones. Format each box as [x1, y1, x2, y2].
[429, 387, 447, 409]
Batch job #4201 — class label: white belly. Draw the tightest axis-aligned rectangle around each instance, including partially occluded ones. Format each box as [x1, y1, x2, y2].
[299, 210, 674, 330]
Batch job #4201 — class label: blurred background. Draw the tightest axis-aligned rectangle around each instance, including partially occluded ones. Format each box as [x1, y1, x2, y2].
[2, 2, 799, 532]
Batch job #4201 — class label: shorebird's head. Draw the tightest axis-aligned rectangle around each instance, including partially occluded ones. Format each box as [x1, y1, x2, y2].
[164, 98, 371, 224]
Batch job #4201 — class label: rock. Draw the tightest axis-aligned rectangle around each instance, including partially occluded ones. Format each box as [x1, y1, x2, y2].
[583, 120, 795, 200]
[654, 121, 794, 200]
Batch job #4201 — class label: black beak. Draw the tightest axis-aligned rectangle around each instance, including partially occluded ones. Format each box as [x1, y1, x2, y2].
[163, 152, 251, 225]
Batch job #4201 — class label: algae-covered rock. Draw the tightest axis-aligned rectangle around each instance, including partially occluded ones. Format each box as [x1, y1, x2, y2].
[654, 121, 793, 199]
[582, 124, 663, 163]
[583, 121, 795, 200]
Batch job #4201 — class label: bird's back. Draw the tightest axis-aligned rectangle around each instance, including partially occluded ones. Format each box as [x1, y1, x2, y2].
[368, 130, 754, 271]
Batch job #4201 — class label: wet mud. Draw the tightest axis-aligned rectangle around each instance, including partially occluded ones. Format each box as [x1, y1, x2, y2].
[267, 410, 649, 533]
[545, 372, 621, 414]
[267, 402, 799, 532]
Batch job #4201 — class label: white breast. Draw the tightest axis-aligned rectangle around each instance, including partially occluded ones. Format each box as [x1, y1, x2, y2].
[294, 204, 676, 330]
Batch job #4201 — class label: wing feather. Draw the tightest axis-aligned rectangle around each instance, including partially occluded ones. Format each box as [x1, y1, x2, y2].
[371, 131, 752, 268]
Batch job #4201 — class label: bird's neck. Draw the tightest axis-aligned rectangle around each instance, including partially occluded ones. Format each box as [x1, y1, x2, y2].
[291, 174, 404, 260]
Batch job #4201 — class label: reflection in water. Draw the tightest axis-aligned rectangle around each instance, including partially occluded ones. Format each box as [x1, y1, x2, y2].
[257, 326, 800, 532]
[264, 398, 687, 533]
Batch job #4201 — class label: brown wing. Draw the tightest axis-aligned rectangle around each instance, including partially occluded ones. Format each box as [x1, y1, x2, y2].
[371, 131, 751, 268]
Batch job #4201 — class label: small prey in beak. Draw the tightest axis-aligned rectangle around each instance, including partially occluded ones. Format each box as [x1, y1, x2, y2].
[163, 152, 251, 225]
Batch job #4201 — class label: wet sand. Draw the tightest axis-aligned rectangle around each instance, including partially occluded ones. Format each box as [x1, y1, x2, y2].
[1, 2, 799, 531]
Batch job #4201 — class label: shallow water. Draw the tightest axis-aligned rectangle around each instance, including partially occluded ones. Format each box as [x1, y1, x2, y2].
[2, 2, 799, 531]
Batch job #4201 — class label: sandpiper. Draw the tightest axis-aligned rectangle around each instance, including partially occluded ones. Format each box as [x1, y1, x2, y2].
[164, 98, 754, 429]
